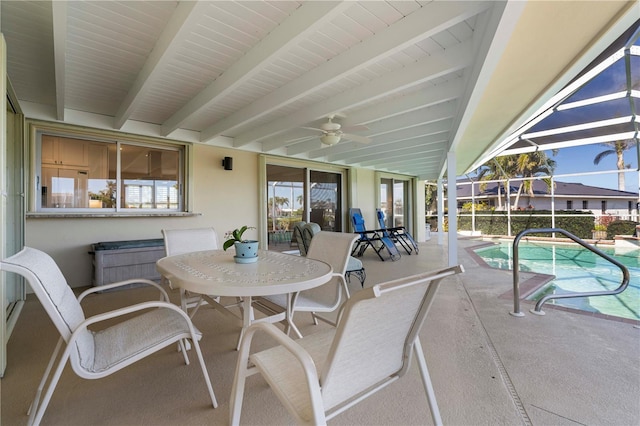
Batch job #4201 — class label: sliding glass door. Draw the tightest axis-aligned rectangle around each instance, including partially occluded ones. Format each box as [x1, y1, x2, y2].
[380, 177, 412, 229]
[310, 170, 342, 232]
[266, 163, 344, 251]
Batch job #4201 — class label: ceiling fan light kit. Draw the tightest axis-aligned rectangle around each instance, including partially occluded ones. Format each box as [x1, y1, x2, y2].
[320, 134, 341, 145]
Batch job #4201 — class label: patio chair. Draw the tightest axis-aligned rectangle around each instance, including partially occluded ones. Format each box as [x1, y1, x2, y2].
[290, 221, 306, 251]
[230, 264, 465, 426]
[302, 222, 365, 287]
[261, 231, 358, 339]
[0, 247, 218, 426]
[349, 208, 401, 261]
[162, 227, 221, 317]
[376, 208, 419, 254]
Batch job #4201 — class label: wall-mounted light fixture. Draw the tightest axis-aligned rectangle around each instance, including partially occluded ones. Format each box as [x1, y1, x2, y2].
[222, 156, 233, 170]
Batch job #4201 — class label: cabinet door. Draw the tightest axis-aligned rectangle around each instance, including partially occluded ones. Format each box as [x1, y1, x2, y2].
[41, 135, 57, 164]
[88, 143, 108, 178]
[41, 136, 89, 167]
[58, 137, 89, 167]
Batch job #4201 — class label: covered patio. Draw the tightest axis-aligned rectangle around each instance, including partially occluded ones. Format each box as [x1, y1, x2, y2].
[2, 238, 638, 425]
[1, 1, 639, 424]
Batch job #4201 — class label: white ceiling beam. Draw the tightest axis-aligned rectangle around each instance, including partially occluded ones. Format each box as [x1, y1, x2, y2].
[272, 92, 456, 154]
[355, 151, 446, 169]
[202, 1, 489, 142]
[233, 41, 472, 147]
[358, 148, 445, 168]
[114, 1, 206, 129]
[327, 136, 449, 162]
[356, 102, 457, 137]
[323, 120, 452, 161]
[286, 102, 456, 157]
[286, 139, 325, 156]
[161, 1, 350, 138]
[261, 128, 319, 151]
[339, 79, 464, 127]
[51, 1, 67, 121]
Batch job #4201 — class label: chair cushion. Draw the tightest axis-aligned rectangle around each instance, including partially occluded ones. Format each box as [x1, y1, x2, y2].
[346, 256, 362, 272]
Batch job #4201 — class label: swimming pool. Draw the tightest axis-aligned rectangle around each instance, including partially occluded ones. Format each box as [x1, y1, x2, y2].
[474, 241, 640, 321]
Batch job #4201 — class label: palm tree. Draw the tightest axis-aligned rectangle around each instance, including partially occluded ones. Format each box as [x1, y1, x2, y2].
[593, 140, 636, 191]
[268, 196, 290, 230]
[476, 155, 518, 210]
[512, 151, 557, 209]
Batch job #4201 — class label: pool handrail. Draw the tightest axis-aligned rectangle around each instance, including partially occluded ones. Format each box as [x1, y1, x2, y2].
[510, 228, 630, 317]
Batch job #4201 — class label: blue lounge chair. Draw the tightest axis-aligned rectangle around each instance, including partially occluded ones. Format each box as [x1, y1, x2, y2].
[376, 208, 419, 254]
[349, 208, 400, 261]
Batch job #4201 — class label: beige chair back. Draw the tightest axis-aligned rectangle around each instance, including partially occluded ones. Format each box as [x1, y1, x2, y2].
[1, 248, 95, 368]
[320, 266, 464, 411]
[162, 227, 219, 256]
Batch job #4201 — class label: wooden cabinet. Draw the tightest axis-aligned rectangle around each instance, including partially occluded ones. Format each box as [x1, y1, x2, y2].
[88, 143, 109, 179]
[42, 135, 89, 167]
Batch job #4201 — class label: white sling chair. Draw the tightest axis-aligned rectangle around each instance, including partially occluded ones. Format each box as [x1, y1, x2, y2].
[162, 227, 220, 317]
[0, 247, 217, 426]
[262, 231, 358, 339]
[231, 265, 465, 426]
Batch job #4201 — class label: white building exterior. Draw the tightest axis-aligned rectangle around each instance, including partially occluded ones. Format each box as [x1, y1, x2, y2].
[453, 179, 639, 222]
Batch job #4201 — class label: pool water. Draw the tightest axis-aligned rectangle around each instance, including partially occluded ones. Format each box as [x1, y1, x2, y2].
[475, 241, 640, 321]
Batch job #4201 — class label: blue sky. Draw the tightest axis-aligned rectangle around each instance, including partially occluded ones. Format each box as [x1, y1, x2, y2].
[546, 143, 638, 192]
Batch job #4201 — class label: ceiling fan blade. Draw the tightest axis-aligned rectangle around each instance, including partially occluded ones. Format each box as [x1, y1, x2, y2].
[341, 124, 369, 133]
[343, 133, 371, 144]
[300, 126, 324, 133]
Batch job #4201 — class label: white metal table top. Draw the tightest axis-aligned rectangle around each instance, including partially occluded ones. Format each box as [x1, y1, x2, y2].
[156, 249, 333, 297]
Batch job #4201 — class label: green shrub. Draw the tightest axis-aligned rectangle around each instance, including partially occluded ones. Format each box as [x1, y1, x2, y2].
[606, 220, 639, 239]
[457, 210, 595, 239]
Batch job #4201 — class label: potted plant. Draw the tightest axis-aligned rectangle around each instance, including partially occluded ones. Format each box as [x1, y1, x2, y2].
[224, 226, 258, 263]
[592, 223, 607, 240]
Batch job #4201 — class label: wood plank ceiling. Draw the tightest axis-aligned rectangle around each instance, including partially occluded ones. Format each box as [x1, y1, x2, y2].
[1, 1, 636, 180]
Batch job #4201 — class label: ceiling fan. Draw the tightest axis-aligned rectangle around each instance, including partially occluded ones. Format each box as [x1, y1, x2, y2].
[305, 116, 371, 146]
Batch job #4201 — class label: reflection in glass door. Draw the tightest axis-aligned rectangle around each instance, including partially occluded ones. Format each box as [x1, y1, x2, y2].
[310, 170, 341, 232]
[266, 165, 304, 251]
[380, 178, 410, 229]
[266, 164, 344, 251]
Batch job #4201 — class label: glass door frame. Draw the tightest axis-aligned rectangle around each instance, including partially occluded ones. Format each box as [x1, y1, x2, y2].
[375, 171, 417, 234]
[260, 155, 349, 250]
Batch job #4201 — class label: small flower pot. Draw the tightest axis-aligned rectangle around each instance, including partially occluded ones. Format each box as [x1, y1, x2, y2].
[234, 240, 258, 263]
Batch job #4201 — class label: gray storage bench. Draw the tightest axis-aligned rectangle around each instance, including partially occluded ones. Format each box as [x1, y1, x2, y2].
[90, 239, 166, 288]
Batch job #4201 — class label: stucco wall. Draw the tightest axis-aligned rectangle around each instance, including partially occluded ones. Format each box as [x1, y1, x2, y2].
[25, 145, 392, 288]
[26, 145, 260, 288]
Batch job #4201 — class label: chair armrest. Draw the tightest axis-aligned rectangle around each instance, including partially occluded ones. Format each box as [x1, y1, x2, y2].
[232, 323, 325, 425]
[238, 322, 321, 387]
[74, 300, 197, 336]
[77, 279, 170, 303]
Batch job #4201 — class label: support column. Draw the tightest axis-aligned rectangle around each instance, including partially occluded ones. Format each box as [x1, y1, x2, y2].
[447, 152, 458, 266]
[437, 178, 444, 245]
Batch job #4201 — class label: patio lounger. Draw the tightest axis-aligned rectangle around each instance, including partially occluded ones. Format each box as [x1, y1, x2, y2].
[376, 208, 419, 254]
[349, 208, 400, 261]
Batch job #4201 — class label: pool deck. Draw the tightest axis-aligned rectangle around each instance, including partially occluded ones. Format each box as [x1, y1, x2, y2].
[1, 234, 639, 425]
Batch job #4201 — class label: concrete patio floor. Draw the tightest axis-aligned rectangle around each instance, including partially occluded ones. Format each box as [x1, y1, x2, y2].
[2, 236, 639, 425]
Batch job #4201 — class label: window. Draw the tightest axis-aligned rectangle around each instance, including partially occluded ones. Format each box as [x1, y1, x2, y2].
[37, 132, 185, 213]
[566, 200, 573, 210]
[601, 200, 607, 213]
[582, 200, 588, 209]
